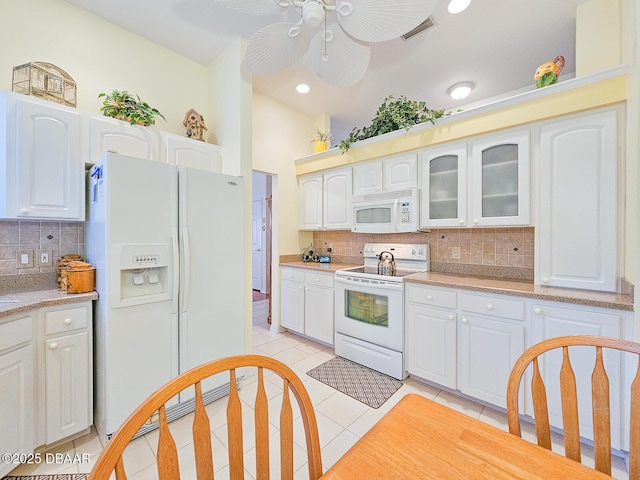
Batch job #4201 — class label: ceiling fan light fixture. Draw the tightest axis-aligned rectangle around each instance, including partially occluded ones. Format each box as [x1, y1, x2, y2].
[448, 0, 471, 14]
[296, 83, 310, 94]
[302, 1, 325, 28]
[448, 81, 474, 100]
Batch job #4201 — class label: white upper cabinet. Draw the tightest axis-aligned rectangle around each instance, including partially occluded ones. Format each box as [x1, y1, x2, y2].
[298, 174, 323, 230]
[0, 91, 84, 221]
[537, 109, 618, 292]
[420, 144, 468, 227]
[323, 167, 352, 229]
[470, 130, 530, 226]
[299, 167, 352, 230]
[164, 134, 221, 172]
[353, 153, 417, 196]
[85, 114, 161, 165]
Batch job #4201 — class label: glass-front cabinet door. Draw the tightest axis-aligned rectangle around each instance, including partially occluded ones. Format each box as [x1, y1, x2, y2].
[470, 130, 530, 226]
[420, 145, 468, 228]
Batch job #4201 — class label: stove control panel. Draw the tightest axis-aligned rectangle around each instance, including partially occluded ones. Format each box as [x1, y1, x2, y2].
[362, 243, 429, 261]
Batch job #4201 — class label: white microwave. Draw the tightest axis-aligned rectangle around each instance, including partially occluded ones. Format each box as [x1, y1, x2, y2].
[352, 188, 418, 233]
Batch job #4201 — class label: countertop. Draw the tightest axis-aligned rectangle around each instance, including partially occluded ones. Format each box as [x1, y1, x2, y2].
[0, 289, 99, 322]
[280, 261, 634, 312]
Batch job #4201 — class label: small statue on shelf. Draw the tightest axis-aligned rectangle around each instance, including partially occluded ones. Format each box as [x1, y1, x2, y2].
[182, 108, 207, 141]
[534, 55, 565, 89]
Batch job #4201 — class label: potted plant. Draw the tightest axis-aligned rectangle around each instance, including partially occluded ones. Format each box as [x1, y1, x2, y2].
[311, 127, 332, 153]
[98, 90, 165, 126]
[338, 95, 448, 153]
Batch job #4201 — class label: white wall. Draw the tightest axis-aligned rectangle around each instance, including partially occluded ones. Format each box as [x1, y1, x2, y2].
[0, 0, 209, 137]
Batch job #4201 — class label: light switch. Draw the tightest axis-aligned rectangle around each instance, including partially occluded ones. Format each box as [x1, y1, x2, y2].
[17, 250, 34, 268]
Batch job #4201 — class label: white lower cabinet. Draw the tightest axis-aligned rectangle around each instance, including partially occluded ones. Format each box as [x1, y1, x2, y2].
[530, 302, 626, 450]
[280, 267, 334, 345]
[0, 313, 35, 478]
[405, 282, 632, 436]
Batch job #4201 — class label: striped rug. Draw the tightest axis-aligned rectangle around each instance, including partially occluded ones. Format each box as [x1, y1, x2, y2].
[307, 356, 403, 408]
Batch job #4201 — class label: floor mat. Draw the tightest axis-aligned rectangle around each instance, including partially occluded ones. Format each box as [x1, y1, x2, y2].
[307, 356, 403, 409]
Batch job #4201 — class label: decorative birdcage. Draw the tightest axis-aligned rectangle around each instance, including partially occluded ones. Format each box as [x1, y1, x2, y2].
[12, 62, 77, 107]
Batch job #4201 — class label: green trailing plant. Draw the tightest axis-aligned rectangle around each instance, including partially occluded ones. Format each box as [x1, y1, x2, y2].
[98, 90, 166, 126]
[338, 95, 448, 153]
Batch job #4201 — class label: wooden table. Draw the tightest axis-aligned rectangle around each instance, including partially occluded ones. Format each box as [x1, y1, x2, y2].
[320, 394, 612, 479]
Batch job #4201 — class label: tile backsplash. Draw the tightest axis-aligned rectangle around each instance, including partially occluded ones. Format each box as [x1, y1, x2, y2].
[0, 220, 85, 276]
[312, 227, 535, 280]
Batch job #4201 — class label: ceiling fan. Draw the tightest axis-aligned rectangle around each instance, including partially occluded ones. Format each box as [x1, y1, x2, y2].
[213, 0, 438, 86]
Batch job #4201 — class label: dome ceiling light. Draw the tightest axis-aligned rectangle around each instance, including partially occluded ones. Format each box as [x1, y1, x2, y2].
[448, 0, 471, 14]
[448, 81, 474, 100]
[213, 0, 438, 86]
[296, 83, 311, 93]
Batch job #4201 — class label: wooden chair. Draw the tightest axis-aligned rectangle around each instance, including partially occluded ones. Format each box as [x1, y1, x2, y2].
[506, 335, 640, 478]
[89, 354, 323, 480]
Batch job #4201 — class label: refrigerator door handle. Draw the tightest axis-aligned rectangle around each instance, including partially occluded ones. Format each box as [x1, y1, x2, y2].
[181, 226, 191, 313]
[171, 226, 179, 313]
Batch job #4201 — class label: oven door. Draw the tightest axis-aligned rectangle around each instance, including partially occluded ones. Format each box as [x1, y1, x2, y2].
[334, 275, 404, 351]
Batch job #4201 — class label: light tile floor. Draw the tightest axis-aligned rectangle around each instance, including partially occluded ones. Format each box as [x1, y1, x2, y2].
[7, 321, 629, 479]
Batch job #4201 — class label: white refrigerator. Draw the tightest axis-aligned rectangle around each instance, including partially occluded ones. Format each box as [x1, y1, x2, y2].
[86, 152, 245, 441]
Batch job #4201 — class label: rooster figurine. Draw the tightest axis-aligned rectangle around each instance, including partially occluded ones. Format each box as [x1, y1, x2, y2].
[534, 55, 565, 88]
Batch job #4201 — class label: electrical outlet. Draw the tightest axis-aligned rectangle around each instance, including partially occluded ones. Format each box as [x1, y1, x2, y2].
[37, 249, 53, 267]
[16, 250, 34, 268]
[451, 246, 461, 260]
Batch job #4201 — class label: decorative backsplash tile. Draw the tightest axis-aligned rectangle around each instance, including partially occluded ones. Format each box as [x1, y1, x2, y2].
[0, 220, 85, 276]
[312, 227, 535, 279]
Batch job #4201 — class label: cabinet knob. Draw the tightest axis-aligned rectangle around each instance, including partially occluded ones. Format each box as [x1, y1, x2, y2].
[461, 318, 469, 324]
[458, 219, 465, 225]
[448, 315, 455, 321]
[63, 318, 72, 325]
[49, 342, 59, 350]
[486, 304, 494, 310]
[315, 277, 320, 282]
[20, 208, 29, 215]
[304, 286, 308, 291]
[426, 295, 433, 300]
[473, 219, 479, 225]
[299, 286, 304, 290]
[534, 308, 543, 315]
[542, 277, 549, 283]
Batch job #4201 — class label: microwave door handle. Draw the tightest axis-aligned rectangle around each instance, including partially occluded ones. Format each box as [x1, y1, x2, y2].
[392, 198, 399, 231]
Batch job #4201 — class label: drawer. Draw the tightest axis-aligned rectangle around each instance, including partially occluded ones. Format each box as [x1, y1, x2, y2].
[460, 293, 525, 321]
[0, 315, 33, 353]
[406, 284, 457, 309]
[45, 306, 89, 335]
[281, 267, 304, 283]
[304, 271, 334, 288]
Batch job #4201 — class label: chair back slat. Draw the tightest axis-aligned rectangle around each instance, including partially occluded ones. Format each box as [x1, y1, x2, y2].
[255, 367, 270, 480]
[507, 335, 640, 479]
[157, 405, 180, 479]
[591, 346, 612, 475]
[114, 457, 127, 480]
[227, 368, 245, 480]
[630, 362, 640, 479]
[280, 379, 294, 480]
[193, 381, 214, 480]
[559, 346, 581, 462]
[89, 355, 323, 480]
[531, 358, 552, 449]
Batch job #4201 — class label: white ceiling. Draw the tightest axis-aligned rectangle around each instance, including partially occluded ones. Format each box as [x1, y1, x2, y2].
[62, 0, 590, 142]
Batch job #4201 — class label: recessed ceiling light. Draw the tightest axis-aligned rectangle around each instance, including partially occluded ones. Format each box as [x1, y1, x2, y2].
[296, 84, 310, 94]
[448, 0, 471, 14]
[448, 81, 474, 100]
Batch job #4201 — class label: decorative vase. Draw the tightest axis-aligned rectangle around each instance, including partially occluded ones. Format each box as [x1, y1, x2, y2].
[314, 140, 328, 153]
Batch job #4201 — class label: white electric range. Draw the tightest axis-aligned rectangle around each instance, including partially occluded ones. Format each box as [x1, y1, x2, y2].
[334, 243, 429, 380]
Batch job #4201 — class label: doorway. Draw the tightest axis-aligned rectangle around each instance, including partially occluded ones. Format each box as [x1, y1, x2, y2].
[252, 171, 273, 325]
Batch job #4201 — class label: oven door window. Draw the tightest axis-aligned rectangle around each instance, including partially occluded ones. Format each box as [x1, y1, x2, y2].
[345, 290, 388, 327]
[355, 207, 391, 224]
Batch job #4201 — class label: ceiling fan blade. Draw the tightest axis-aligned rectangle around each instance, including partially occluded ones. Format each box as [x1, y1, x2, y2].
[336, 0, 437, 42]
[245, 23, 311, 74]
[306, 26, 371, 86]
[212, 0, 290, 16]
